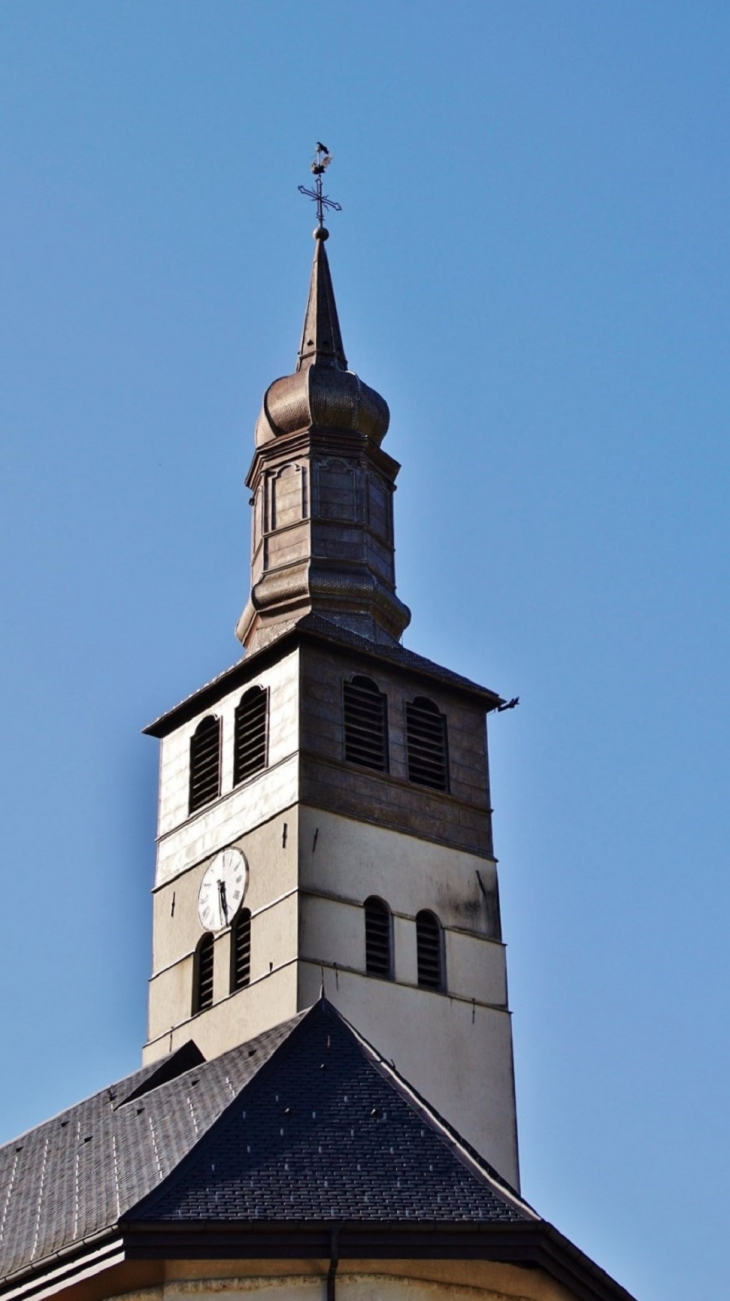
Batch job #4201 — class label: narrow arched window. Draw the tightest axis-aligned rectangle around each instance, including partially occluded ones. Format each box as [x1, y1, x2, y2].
[416, 910, 444, 991]
[189, 715, 221, 813]
[343, 675, 389, 772]
[364, 897, 392, 979]
[406, 697, 449, 792]
[234, 687, 268, 785]
[193, 933, 214, 1013]
[231, 908, 251, 992]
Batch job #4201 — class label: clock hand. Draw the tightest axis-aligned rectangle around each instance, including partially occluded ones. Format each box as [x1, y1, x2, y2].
[218, 878, 228, 923]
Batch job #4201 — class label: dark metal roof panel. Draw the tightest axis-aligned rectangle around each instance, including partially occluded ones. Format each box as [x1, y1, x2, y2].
[143, 617, 504, 739]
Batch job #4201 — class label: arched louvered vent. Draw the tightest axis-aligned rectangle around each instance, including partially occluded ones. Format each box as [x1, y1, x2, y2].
[231, 908, 251, 992]
[364, 896, 392, 979]
[406, 697, 449, 792]
[189, 715, 221, 813]
[234, 687, 268, 786]
[194, 933, 214, 1013]
[416, 910, 444, 991]
[343, 675, 389, 771]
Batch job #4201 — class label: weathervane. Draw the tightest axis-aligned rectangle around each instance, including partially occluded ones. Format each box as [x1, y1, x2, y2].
[298, 142, 342, 229]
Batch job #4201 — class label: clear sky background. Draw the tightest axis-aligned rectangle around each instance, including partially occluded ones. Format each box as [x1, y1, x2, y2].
[0, 4, 727, 1298]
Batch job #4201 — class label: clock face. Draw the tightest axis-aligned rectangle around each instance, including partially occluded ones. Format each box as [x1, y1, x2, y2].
[197, 847, 248, 932]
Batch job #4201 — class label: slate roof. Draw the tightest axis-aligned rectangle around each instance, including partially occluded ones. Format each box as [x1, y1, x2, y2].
[129, 1000, 530, 1225]
[0, 1003, 531, 1290]
[143, 614, 502, 737]
[0, 1014, 303, 1284]
[299, 614, 504, 703]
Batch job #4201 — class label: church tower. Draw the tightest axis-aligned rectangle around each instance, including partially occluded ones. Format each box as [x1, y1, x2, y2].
[143, 219, 520, 1190]
[0, 160, 638, 1301]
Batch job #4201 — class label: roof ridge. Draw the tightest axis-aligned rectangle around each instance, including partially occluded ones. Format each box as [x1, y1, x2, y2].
[296, 614, 500, 699]
[122, 1004, 321, 1221]
[327, 1004, 537, 1220]
[124, 1000, 532, 1228]
[0, 1053, 178, 1154]
[0, 1011, 308, 1157]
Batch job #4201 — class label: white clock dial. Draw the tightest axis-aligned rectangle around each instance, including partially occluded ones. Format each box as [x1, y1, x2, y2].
[197, 847, 248, 932]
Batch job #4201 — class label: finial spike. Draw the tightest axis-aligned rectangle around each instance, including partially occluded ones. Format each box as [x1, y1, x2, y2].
[296, 226, 347, 371]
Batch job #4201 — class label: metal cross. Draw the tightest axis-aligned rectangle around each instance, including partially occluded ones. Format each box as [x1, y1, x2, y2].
[298, 142, 342, 227]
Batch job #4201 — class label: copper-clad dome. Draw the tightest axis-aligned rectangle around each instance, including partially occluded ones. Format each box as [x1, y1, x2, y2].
[254, 229, 390, 447]
[238, 225, 410, 654]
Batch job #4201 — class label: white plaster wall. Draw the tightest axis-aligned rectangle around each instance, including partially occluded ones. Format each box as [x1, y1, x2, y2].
[298, 806, 498, 936]
[146, 814, 300, 1059]
[144, 959, 299, 1064]
[444, 927, 507, 1005]
[151, 812, 299, 972]
[253, 890, 298, 982]
[393, 913, 418, 984]
[299, 895, 506, 1006]
[299, 893, 366, 972]
[147, 951, 195, 1042]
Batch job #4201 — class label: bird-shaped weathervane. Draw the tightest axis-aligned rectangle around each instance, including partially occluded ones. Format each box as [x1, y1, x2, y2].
[298, 142, 342, 230]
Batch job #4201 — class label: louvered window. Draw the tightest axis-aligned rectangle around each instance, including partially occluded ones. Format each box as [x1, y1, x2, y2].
[416, 910, 444, 991]
[231, 908, 251, 992]
[234, 687, 268, 785]
[188, 715, 221, 813]
[406, 697, 449, 792]
[194, 933, 214, 1013]
[343, 675, 389, 772]
[364, 897, 392, 979]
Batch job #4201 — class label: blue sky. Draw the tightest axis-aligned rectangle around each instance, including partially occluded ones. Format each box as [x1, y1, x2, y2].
[0, 4, 728, 1299]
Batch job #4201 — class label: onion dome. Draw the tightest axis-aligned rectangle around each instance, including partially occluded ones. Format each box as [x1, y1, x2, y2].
[254, 228, 390, 448]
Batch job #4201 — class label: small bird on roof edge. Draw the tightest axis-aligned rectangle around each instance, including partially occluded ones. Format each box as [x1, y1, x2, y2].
[497, 696, 520, 712]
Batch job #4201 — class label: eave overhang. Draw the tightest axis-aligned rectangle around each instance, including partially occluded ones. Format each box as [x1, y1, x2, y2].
[0, 1221, 637, 1301]
[143, 623, 505, 739]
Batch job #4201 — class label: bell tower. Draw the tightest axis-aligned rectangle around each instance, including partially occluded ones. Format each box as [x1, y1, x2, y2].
[143, 210, 520, 1190]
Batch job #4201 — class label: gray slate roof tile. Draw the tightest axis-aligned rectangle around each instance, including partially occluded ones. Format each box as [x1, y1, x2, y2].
[0, 1014, 302, 1283]
[129, 1003, 531, 1225]
[0, 1003, 532, 1289]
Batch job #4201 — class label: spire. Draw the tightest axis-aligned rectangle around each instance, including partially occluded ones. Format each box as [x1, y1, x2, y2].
[296, 229, 347, 371]
[237, 165, 410, 653]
